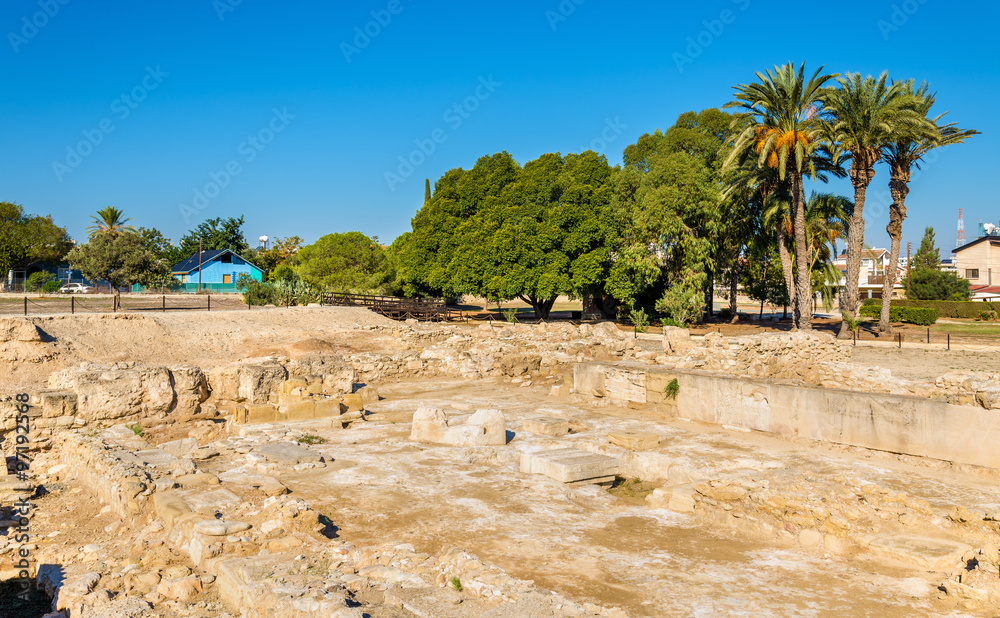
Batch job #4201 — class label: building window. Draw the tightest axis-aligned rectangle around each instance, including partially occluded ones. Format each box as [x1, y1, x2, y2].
[221, 254, 232, 263]
[966, 269, 980, 279]
[223, 274, 232, 284]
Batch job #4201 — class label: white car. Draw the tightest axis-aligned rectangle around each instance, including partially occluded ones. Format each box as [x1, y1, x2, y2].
[58, 283, 94, 294]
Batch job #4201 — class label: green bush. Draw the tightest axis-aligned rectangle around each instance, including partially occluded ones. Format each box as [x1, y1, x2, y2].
[861, 298, 1000, 319]
[26, 271, 55, 292]
[978, 310, 999, 322]
[42, 280, 61, 293]
[629, 307, 650, 333]
[859, 304, 938, 325]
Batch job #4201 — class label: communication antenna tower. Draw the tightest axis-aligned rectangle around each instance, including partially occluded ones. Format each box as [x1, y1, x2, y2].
[957, 209, 965, 248]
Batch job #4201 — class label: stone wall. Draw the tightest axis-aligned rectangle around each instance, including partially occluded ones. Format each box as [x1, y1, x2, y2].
[575, 361, 1000, 470]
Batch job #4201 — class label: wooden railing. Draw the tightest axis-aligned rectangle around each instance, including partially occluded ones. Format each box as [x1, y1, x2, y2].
[321, 292, 465, 322]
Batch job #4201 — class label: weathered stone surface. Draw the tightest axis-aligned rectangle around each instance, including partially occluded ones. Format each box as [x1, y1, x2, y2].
[193, 519, 251, 536]
[410, 407, 448, 443]
[175, 473, 220, 487]
[522, 417, 571, 437]
[646, 485, 696, 513]
[134, 449, 178, 468]
[160, 437, 198, 457]
[867, 535, 971, 570]
[157, 576, 203, 602]
[520, 448, 619, 483]
[662, 326, 693, 354]
[573, 363, 605, 397]
[499, 354, 541, 377]
[254, 442, 324, 465]
[608, 431, 659, 451]
[183, 488, 241, 510]
[443, 409, 506, 446]
[975, 388, 1000, 410]
[238, 362, 288, 404]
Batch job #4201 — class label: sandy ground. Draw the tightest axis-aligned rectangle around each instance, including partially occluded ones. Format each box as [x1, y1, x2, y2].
[191, 376, 995, 617]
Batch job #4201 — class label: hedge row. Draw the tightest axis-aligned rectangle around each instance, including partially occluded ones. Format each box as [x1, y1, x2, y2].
[858, 304, 939, 325]
[861, 298, 1000, 319]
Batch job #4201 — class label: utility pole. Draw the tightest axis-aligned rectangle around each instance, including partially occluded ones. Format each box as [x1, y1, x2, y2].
[906, 242, 911, 299]
[198, 237, 203, 293]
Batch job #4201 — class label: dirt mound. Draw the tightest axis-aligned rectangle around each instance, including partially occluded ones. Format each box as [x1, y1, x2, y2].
[0, 317, 43, 342]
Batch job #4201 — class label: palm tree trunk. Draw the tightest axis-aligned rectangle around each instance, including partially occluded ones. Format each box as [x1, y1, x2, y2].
[838, 163, 875, 338]
[775, 224, 795, 306]
[790, 172, 812, 330]
[879, 173, 909, 333]
[729, 262, 739, 322]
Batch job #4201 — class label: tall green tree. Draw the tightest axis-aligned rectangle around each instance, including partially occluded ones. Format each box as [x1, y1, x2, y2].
[726, 62, 837, 330]
[293, 232, 388, 292]
[822, 73, 922, 337]
[87, 206, 134, 237]
[136, 227, 186, 267]
[911, 227, 941, 271]
[424, 179, 432, 204]
[0, 202, 72, 285]
[877, 83, 978, 332]
[67, 231, 172, 301]
[178, 216, 251, 259]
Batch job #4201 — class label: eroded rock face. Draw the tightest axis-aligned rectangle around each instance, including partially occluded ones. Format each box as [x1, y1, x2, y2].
[410, 407, 507, 446]
[662, 326, 693, 354]
[209, 358, 288, 404]
[48, 363, 209, 422]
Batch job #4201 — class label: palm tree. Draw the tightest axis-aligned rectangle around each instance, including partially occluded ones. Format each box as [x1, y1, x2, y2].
[877, 83, 979, 333]
[726, 62, 836, 330]
[821, 73, 921, 338]
[87, 206, 134, 236]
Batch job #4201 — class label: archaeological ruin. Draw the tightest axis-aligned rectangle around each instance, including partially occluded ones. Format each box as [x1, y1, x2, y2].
[2, 307, 1000, 616]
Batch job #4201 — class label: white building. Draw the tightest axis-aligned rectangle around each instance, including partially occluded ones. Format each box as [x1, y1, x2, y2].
[834, 248, 904, 299]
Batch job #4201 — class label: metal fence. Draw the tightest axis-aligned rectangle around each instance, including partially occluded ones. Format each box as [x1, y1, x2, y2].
[0, 294, 256, 316]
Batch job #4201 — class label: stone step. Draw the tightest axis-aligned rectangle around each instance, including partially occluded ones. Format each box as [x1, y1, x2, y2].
[521, 417, 571, 436]
[520, 448, 619, 484]
[608, 431, 659, 450]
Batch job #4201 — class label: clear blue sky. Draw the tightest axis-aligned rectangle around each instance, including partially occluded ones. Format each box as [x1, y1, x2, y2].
[3, 0, 997, 253]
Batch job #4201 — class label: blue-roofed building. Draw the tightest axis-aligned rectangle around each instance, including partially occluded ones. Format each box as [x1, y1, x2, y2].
[170, 250, 263, 293]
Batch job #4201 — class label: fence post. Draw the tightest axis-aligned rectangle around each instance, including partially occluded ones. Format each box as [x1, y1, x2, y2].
[23, 297, 27, 316]
[162, 295, 166, 312]
[207, 295, 211, 312]
[927, 327, 930, 344]
[948, 334, 950, 350]
[71, 296, 74, 314]
[853, 329, 856, 346]
[898, 333, 902, 348]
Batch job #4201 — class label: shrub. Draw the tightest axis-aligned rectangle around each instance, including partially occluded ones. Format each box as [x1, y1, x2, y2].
[629, 307, 650, 333]
[862, 299, 1000, 319]
[665, 378, 679, 399]
[501, 308, 519, 323]
[26, 271, 55, 292]
[42, 280, 61, 293]
[859, 304, 938, 325]
[978, 310, 999, 322]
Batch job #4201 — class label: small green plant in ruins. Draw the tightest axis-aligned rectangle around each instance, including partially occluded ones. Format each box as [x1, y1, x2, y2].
[501, 308, 519, 323]
[298, 434, 327, 445]
[665, 378, 679, 399]
[127, 423, 143, 436]
[449, 576, 463, 592]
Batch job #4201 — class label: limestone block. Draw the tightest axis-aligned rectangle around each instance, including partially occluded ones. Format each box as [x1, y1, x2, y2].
[573, 363, 606, 397]
[520, 448, 619, 483]
[238, 362, 288, 404]
[285, 400, 316, 420]
[152, 492, 191, 527]
[975, 388, 1000, 410]
[34, 390, 77, 418]
[250, 476, 288, 496]
[522, 417, 571, 436]
[646, 485, 696, 513]
[591, 321, 623, 340]
[609, 431, 659, 451]
[135, 449, 178, 468]
[161, 437, 199, 457]
[174, 473, 220, 488]
[322, 368, 357, 394]
[662, 326, 693, 354]
[254, 442, 324, 465]
[314, 398, 345, 418]
[157, 576, 203, 602]
[499, 354, 542, 377]
[194, 519, 251, 536]
[343, 393, 364, 412]
[169, 364, 210, 415]
[461, 409, 506, 446]
[410, 407, 448, 443]
[183, 488, 241, 511]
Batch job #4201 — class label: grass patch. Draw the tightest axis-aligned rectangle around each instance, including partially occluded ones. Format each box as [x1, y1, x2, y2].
[127, 423, 143, 436]
[449, 576, 463, 592]
[929, 322, 1000, 337]
[609, 476, 655, 501]
[297, 434, 327, 445]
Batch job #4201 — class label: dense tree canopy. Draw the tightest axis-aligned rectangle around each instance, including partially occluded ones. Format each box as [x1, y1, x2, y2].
[394, 150, 618, 318]
[293, 232, 389, 292]
[67, 231, 172, 298]
[178, 217, 251, 259]
[0, 202, 72, 282]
